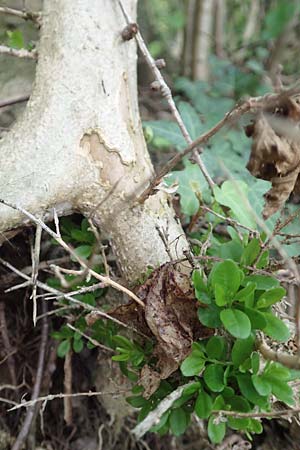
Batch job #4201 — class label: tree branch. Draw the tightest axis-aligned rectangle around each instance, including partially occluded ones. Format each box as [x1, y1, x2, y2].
[0, 6, 41, 25]
[0, 45, 37, 59]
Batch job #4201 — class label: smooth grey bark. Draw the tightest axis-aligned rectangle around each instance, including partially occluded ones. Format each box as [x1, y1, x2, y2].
[0, 0, 189, 281]
[192, 0, 214, 81]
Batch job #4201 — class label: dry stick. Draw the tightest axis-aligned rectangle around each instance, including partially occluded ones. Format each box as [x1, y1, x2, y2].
[0, 45, 37, 59]
[257, 337, 300, 369]
[213, 408, 300, 419]
[0, 302, 17, 385]
[0, 257, 148, 339]
[8, 390, 129, 412]
[11, 301, 48, 450]
[138, 86, 300, 204]
[0, 6, 41, 24]
[132, 381, 196, 439]
[117, 0, 214, 193]
[67, 324, 113, 353]
[63, 350, 73, 425]
[0, 94, 30, 108]
[0, 199, 144, 308]
[31, 224, 42, 326]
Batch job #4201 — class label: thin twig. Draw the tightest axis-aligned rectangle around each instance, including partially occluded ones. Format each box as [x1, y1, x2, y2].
[0, 45, 37, 59]
[0, 199, 144, 308]
[214, 408, 300, 419]
[11, 301, 48, 450]
[8, 390, 129, 412]
[132, 381, 195, 439]
[117, 0, 214, 192]
[0, 257, 148, 338]
[63, 349, 73, 425]
[31, 224, 42, 326]
[257, 337, 300, 369]
[0, 94, 30, 108]
[67, 324, 113, 353]
[0, 6, 41, 24]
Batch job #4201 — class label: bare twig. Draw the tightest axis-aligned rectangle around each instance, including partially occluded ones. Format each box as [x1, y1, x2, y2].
[0, 94, 30, 108]
[0, 45, 37, 59]
[0, 302, 17, 385]
[31, 224, 42, 326]
[8, 390, 129, 412]
[67, 324, 113, 353]
[11, 301, 48, 450]
[137, 87, 300, 203]
[214, 408, 300, 419]
[117, 0, 214, 192]
[0, 6, 41, 25]
[63, 350, 73, 425]
[257, 337, 300, 369]
[0, 199, 144, 307]
[0, 257, 148, 338]
[132, 381, 195, 439]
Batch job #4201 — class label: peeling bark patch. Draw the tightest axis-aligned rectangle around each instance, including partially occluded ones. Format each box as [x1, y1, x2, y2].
[245, 95, 300, 218]
[80, 130, 126, 184]
[109, 262, 213, 398]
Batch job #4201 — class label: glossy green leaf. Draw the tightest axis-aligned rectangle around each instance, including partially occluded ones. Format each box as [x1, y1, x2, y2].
[241, 238, 260, 266]
[256, 287, 286, 309]
[251, 352, 260, 374]
[262, 313, 290, 342]
[204, 364, 225, 392]
[251, 374, 272, 396]
[206, 336, 227, 360]
[192, 270, 211, 304]
[242, 275, 279, 290]
[208, 416, 226, 444]
[235, 282, 256, 303]
[244, 307, 267, 330]
[231, 335, 255, 367]
[73, 338, 84, 353]
[57, 339, 71, 358]
[210, 260, 241, 300]
[181, 349, 206, 377]
[195, 390, 213, 419]
[169, 408, 188, 436]
[198, 304, 222, 328]
[220, 309, 251, 338]
[237, 374, 269, 407]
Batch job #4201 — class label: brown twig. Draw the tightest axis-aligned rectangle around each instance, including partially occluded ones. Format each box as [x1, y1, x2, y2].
[63, 349, 73, 425]
[0, 199, 144, 307]
[11, 301, 48, 450]
[257, 337, 300, 369]
[0, 45, 37, 59]
[67, 324, 113, 353]
[31, 224, 42, 326]
[7, 389, 130, 412]
[118, 0, 214, 193]
[0, 6, 41, 25]
[0, 94, 30, 108]
[0, 302, 17, 385]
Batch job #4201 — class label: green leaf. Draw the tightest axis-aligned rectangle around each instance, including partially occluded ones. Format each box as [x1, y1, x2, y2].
[231, 335, 254, 367]
[220, 309, 251, 339]
[242, 275, 279, 290]
[249, 419, 263, 434]
[256, 287, 286, 309]
[198, 304, 222, 328]
[126, 395, 148, 408]
[73, 338, 84, 353]
[73, 245, 92, 260]
[195, 390, 213, 419]
[251, 374, 272, 396]
[213, 180, 256, 228]
[204, 364, 225, 392]
[206, 336, 227, 360]
[208, 416, 226, 444]
[235, 283, 256, 303]
[57, 339, 71, 358]
[241, 238, 260, 266]
[262, 313, 290, 342]
[169, 408, 188, 436]
[215, 284, 227, 306]
[251, 352, 260, 374]
[210, 260, 241, 301]
[192, 270, 211, 304]
[181, 350, 206, 377]
[270, 380, 294, 405]
[237, 374, 269, 407]
[244, 307, 267, 330]
[112, 335, 135, 351]
[112, 353, 130, 362]
[182, 381, 201, 396]
[256, 250, 269, 269]
[150, 411, 170, 432]
[7, 30, 25, 49]
[226, 395, 251, 431]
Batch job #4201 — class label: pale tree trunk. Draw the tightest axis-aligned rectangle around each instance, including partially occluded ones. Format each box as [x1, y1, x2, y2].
[182, 0, 197, 77]
[0, 0, 189, 282]
[214, 0, 226, 58]
[242, 0, 260, 45]
[192, 0, 214, 81]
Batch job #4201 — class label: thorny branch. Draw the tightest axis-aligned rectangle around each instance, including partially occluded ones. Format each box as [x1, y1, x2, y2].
[0, 6, 41, 25]
[0, 199, 144, 308]
[117, 0, 215, 192]
[0, 45, 37, 59]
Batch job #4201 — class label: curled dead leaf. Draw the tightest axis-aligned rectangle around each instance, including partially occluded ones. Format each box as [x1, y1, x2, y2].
[245, 95, 300, 218]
